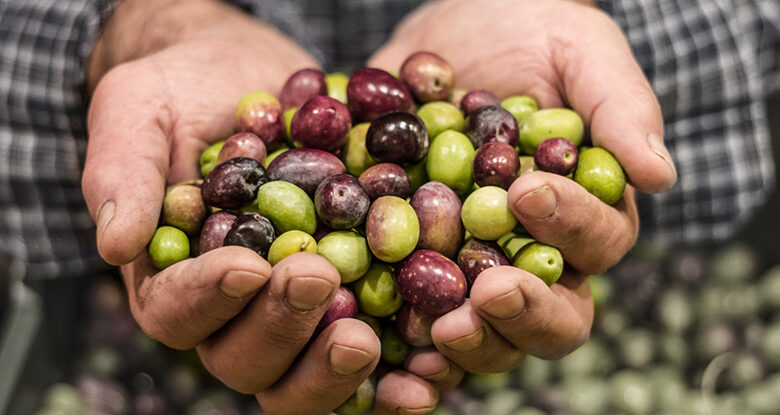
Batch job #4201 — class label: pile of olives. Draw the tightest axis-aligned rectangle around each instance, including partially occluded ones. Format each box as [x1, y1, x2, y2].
[146, 51, 626, 412]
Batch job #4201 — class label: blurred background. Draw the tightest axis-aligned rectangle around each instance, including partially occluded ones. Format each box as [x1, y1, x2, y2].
[1, 98, 779, 415]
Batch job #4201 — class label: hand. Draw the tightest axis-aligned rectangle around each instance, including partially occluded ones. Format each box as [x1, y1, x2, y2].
[80, 1, 446, 413]
[370, 0, 676, 373]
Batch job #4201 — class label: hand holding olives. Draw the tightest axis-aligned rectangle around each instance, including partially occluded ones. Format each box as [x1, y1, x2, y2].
[142, 48, 656, 415]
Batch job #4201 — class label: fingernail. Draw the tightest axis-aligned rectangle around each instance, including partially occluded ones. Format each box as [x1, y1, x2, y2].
[285, 277, 334, 311]
[220, 270, 267, 299]
[443, 326, 485, 352]
[480, 288, 526, 320]
[647, 133, 677, 184]
[421, 364, 451, 382]
[515, 186, 556, 219]
[396, 408, 436, 415]
[329, 344, 375, 375]
[96, 200, 115, 246]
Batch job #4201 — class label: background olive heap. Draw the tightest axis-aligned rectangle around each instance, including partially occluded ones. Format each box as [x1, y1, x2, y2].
[144, 51, 628, 412]
[29, 242, 780, 415]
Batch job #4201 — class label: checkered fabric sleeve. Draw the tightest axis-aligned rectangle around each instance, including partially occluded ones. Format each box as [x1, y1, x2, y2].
[599, 0, 779, 242]
[0, 0, 119, 281]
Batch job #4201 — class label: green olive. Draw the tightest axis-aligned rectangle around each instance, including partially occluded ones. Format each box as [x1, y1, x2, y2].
[352, 264, 404, 317]
[574, 147, 626, 205]
[518, 108, 583, 155]
[461, 186, 517, 241]
[512, 242, 564, 286]
[404, 160, 429, 193]
[366, 196, 420, 263]
[263, 146, 289, 169]
[425, 130, 475, 196]
[501, 95, 538, 126]
[199, 141, 225, 178]
[148, 226, 190, 269]
[417, 101, 465, 139]
[254, 181, 316, 234]
[326, 72, 349, 104]
[341, 122, 377, 176]
[381, 323, 412, 365]
[267, 230, 317, 265]
[317, 230, 371, 283]
[283, 107, 297, 144]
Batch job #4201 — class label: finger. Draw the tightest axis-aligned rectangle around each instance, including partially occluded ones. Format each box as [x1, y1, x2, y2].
[508, 172, 638, 274]
[404, 347, 464, 391]
[83, 64, 174, 265]
[196, 252, 341, 394]
[256, 318, 380, 415]
[430, 300, 525, 374]
[552, 7, 676, 193]
[373, 370, 439, 415]
[121, 245, 271, 350]
[469, 266, 593, 360]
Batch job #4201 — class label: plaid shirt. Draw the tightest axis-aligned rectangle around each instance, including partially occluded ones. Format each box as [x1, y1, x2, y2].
[1, 0, 778, 280]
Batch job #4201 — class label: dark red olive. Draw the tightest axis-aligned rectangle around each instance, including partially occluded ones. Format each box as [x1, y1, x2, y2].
[457, 238, 510, 285]
[472, 141, 520, 189]
[316, 287, 358, 333]
[347, 68, 415, 121]
[266, 148, 346, 196]
[460, 90, 500, 114]
[279, 68, 327, 110]
[400, 51, 454, 103]
[290, 96, 352, 152]
[395, 250, 467, 316]
[223, 213, 275, 258]
[201, 157, 268, 209]
[217, 132, 267, 165]
[365, 112, 429, 165]
[534, 137, 579, 176]
[314, 174, 371, 229]
[358, 163, 411, 200]
[465, 105, 519, 148]
[410, 181, 463, 259]
[199, 211, 237, 254]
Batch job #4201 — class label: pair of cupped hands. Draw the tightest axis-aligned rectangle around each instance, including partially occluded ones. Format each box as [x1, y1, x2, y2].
[82, 0, 676, 413]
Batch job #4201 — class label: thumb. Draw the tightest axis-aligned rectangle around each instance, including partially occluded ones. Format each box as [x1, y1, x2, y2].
[82, 64, 173, 265]
[556, 9, 677, 194]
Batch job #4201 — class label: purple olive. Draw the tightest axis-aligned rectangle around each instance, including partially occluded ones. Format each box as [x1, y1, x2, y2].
[472, 141, 520, 189]
[266, 148, 346, 195]
[365, 112, 429, 165]
[217, 132, 267, 165]
[347, 68, 415, 121]
[201, 157, 268, 209]
[234, 91, 285, 151]
[395, 250, 467, 316]
[279, 68, 327, 110]
[400, 51, 454, 103]
[465, 105, 519, 148]
[199, 211, 236, 254]
[534, 137, 579, 176]
[358, 163, 411, 200]
[396, 303, 435, 347]
[290, 96, 352, 152]
[460, 90, 500, 114]
[457, 238, 510, 285]
[410, 181, 463, 259]
[223, 213, 275, 258]
[314, 174, 370, 229]
[316, 287, 358, 332]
